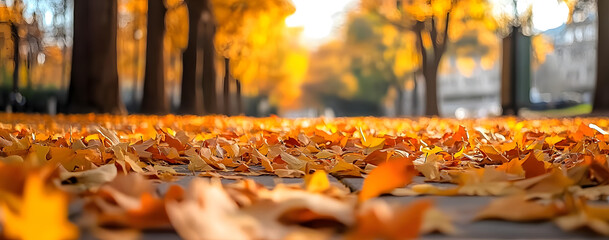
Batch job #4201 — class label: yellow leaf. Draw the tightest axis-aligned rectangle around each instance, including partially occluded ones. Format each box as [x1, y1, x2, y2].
[544, 135, 565, 146]
[330, 158, 362, 177]
[359, 127, 385, 148]
[422, 146, 443, 155]
[305, 170, 330, 193]
[2, 172, 78, 240]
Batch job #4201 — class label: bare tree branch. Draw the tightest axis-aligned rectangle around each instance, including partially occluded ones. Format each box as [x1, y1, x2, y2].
[430, 16, 439, 56]
[415, 21, 428, 74]
[435, 11, 450, 66]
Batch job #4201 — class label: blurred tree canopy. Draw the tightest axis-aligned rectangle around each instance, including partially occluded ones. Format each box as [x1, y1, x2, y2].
[64, 0, 303, 115]
[304, 0, 500, 116]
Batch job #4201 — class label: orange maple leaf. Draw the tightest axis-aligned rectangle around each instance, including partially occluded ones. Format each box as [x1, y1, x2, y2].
[359, 158, 416, 202]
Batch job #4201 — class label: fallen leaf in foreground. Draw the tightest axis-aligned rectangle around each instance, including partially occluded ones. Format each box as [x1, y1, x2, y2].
[476, 194, 560, 222]
[2, 170, 79, 240]
[166, 178, 254, 240]
[349, 199, 432, 239]
[421, 207, 457, 235]
[554, 195, 609, 236]
[86, 173, 183, 229]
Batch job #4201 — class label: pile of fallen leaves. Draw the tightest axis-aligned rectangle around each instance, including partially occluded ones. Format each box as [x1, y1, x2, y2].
[1, 113, 609, 239]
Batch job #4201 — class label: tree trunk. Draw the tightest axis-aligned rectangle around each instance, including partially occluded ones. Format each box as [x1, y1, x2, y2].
[412, 73, 419, 115]
[415, 17, 447, 117]
[594, 0, 609, 112]
[9, 22, 23, 112]
[141, 0, 168, 114]
[501, 34, 514, 115]
[10, 22, 19, 93]
[423, 64, 439, 116]
[223, 58, 231, 115]
[200, 8, 217, 114]
[26, 50, 32, 90]
[68, 0, 125, 114]
[179, 0, 204, 115]
[395, 86, 404, 117]
[236, 79, 243, 115]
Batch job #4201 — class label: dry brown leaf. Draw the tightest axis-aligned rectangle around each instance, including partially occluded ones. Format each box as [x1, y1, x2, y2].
[421, 207, 457, 235]
[476, 194, 559, 221]
[554, 196, 609, 236]
[166, 179, 254, 240]
[58, 164, 117, 193]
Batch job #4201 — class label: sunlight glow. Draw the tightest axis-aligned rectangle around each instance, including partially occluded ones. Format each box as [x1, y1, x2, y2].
[532, 0, 570, 32]
[490, 0, 571, 32]
[286, 0, 357, 47]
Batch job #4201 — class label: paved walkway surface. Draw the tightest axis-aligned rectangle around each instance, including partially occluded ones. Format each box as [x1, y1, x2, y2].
[76, 174, 605, 239]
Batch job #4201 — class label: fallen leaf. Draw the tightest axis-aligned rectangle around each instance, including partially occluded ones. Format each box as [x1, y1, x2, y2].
[479, 145, 509, 164]
[363, 149, 393, 166]
[476, 194, 559, 221]
[350, 199, 432, 239]
[305, 170, 330, 193]
[359, 158, 416, 202]
[520, 153, 547, 179]
[2, 171, 79, 240]
[421, 207, 457, 235]
[545, 135, 565, 146]
[59, 164, 118, 193]
[166, 178, 253, 240]
[275, 169, 306, 178]
[329, 158, 362, 177]
[554, 195, 609, 236]
[414, 153, 442, 181]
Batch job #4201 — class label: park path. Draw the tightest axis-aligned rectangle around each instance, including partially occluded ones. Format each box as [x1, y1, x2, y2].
[74, 170, 605, 239]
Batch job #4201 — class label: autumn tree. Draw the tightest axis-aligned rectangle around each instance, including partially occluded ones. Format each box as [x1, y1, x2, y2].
[199, 4, 217, 115]
[0, 0, 28, 111]
[68, 0, 125, 114]
[212, 0, 297, 114]
[347, 14, 421, 116]
[141, 0, 169, 114]
[361, 0, 494, 116]
[179, 0, 215, 115]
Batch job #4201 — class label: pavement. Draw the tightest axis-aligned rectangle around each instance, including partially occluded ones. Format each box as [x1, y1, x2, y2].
[77, 174, 606, 239]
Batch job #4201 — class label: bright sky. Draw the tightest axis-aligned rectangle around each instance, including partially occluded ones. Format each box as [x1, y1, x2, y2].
[491, 0, 570, 32]
[288, 0, 571, 49]
[531, 0, 570, 32]
[286, 0, 358, 48]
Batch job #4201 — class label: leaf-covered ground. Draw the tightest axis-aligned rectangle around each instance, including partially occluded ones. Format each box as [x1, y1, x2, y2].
[1, 113, 609, 239]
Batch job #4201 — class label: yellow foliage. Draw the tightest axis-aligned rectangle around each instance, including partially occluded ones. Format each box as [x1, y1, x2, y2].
[165, 1, 188, 51]
[270, 49, 309, 110]
[392, 34, 419, 77]
[456, 56, 476, 77]
[340, 73, 359, 98]
[361, 0, 500, 74]
[211, 0, 307, 110]
[532, 35, 555, 69]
